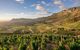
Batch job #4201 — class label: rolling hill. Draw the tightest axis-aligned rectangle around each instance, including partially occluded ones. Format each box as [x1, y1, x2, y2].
[0, 7, 80, 33]
[8, 7, 80, 26]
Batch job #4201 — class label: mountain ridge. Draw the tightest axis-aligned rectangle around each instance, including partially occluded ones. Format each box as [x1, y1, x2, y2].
[0, 6, 80, 27]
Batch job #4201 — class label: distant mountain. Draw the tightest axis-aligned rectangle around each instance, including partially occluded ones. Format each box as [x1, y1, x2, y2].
[0, 7, 80, 33]
[43, 7, 80, 29]
[2, 7, 80, 27]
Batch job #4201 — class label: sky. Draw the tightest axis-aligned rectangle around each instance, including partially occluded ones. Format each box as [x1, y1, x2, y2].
[0, 0, 80, 21]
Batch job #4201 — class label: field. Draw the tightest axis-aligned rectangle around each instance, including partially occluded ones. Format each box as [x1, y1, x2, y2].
[0, 33, 80, 50]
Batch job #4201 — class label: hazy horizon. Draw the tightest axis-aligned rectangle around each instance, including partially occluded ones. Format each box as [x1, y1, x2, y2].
[0, 0, 80, 21]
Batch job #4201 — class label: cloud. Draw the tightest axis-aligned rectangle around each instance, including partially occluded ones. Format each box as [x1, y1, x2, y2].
[36, 5, 49, 14]
[54, 0, 62, 5]
[32, 4, 49, 14]
[24, 7, 27, 9]
[41, 1, 46, 5]
[53, 0, 66, 10]
[3, 12, 50, 19]
[15, 0, 24, 4]
[36, 5, 45, 11]
[59, 5, 66, 10]
[31, 4, 40, 7]
[41, 1, 51, 6]
[73, 0, 80, 6]
[5, 12, 26, 16]
[32, 12, 52, 18]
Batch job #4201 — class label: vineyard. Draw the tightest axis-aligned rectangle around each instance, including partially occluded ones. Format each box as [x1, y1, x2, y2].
[0, 33, 80, 50]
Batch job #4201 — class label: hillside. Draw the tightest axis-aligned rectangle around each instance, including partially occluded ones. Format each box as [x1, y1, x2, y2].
[8, 7, 80, 26]
[0, 7, 80, 33]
